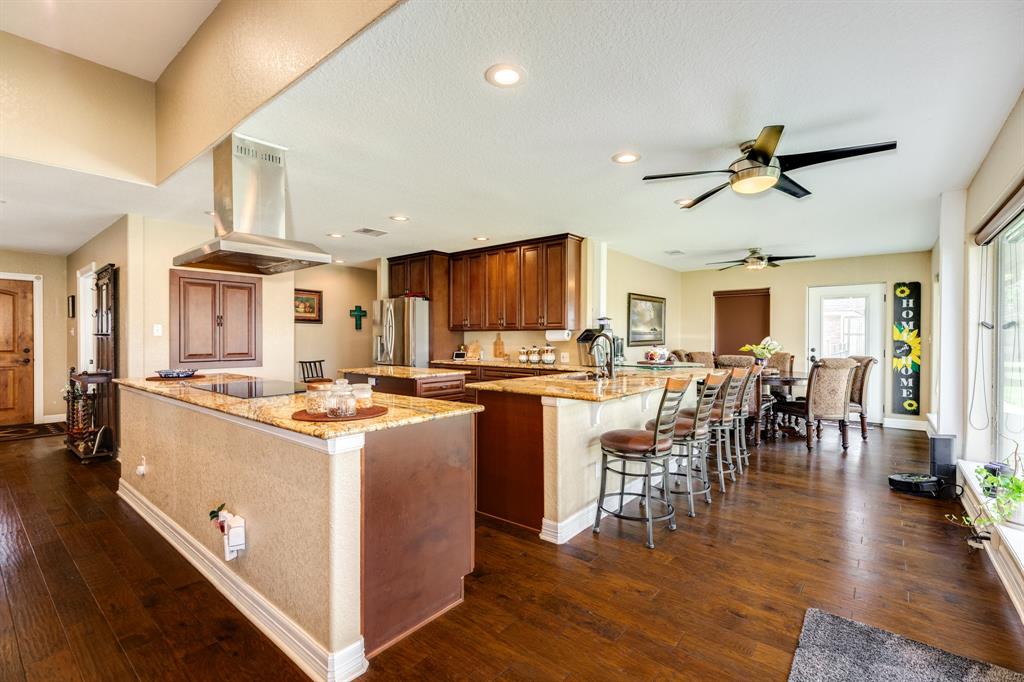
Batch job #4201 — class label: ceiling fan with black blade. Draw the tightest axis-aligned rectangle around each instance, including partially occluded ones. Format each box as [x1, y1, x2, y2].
[643, 125, 896, 209]
[708, 248, 815, 271]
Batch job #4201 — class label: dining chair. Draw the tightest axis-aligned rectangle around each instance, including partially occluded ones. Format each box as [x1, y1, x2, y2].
[773, 358, 858, 450]
[670, 349, 688, 363]
[715, 354, 755, 369]
[848, 355, 878, 440]
[299, 360, 326, 382]
[686, 351, 716, 368]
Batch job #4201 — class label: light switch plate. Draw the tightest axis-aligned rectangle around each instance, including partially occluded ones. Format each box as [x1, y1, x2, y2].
[152, 323, 163, 337]
[560, 352, 570, 364]
[368, 377, 377, 386]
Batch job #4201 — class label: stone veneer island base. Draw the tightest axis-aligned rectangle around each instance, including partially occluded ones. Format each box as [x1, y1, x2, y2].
[115, 375, 482, 681]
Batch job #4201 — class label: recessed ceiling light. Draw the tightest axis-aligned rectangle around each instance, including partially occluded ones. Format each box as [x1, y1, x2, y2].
[334, 258, 345, 264]
[326, 233, 344, 238]
[611, 151, 640, 164]
[473, 236, 490, 242]
[389, 215, 410, 222]
[484, 64, 523, 87]
[674, 198, 694, 208]
[205, 210, 216, 216]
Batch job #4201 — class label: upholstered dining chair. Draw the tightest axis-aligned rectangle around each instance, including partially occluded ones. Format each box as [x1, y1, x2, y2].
[670, 349, 688, 363]
[772, 358, 858, 450]
[686, 351, 716, 368]
[848, 356, 878, 440]
[715, 354, 755, 369]
[765, 351, 796, 404]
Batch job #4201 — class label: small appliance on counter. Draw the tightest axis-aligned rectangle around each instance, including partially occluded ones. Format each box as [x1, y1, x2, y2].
[576, 318, 625, 366]
[373, 296, 430, 367]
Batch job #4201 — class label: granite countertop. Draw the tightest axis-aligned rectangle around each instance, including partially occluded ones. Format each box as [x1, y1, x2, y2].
[116, 373, 482, 439]
[468, 368, 712, 402]
[430, 358, 594, 372]
[339, 366, 470, 379]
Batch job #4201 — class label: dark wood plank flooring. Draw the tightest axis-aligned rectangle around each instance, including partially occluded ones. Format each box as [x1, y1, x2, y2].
[2, 428, 1022, 681]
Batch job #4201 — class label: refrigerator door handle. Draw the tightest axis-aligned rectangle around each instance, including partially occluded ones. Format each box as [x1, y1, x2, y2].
[385, 304, 395, 359]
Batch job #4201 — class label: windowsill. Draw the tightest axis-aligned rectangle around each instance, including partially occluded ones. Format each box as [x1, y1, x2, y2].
[957, 459, 1024, 622]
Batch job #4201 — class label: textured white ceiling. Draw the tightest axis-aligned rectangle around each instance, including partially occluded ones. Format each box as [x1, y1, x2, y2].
[2, 0, 1023, 270]
[0, 0, 218, 80]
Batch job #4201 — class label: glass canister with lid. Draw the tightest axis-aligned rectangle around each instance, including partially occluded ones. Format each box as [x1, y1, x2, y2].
[327, 381, 357, 418]
[352, 383, 374, 410]
[305, 382, 333, 416]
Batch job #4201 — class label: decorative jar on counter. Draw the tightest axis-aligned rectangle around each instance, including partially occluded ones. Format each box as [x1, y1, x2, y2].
[327, 381, 356, 418]
[528, 346, 541, 364]
[352, 384, 373, 410]
[541, 345, 556, 365]
[518, 347, 529, 363]
[305, 382, 332, 415]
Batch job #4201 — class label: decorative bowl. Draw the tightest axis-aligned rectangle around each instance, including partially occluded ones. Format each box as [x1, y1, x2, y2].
[155, 368, 198, 379]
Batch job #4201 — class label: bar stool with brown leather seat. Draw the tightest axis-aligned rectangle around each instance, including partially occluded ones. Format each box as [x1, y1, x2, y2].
[731, 365, 762, 473]
[675, 368, 744, 492]
[645, 372, 727, 517]
[593, 376, 692, 549]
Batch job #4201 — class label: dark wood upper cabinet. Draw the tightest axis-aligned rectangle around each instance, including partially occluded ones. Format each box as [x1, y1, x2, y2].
[518, 236, 580, 330]
[485, 247, 521, 329]
[388, 260, 407, 298]
[387, 252, 463, 360]
[170, 270, 261, 368]
[465, 253, 486, 330]
[449, 254, 468, 329]
[389, 255, 431, 297]
[519, 244, 543, 329]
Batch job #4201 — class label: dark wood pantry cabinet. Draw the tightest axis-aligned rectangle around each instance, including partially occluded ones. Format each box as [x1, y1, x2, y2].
[169, 269, 261, 368]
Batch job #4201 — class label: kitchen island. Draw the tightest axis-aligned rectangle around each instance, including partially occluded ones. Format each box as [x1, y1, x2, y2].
[115, 374, 482, 680]
[340, 365, 469, 401]
[469, 368, 709, 543]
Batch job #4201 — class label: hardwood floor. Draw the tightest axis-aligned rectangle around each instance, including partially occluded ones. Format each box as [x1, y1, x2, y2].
[2, 427, 1022, 681]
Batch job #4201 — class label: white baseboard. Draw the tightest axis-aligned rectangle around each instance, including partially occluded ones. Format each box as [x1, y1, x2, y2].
[540, 478, 645, 544]
[117, 480, 368, 681]
[882, 417, 929, 432]
[38, 413, 65, 424]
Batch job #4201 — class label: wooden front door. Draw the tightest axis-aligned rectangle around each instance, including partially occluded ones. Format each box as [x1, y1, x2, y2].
[0, 279, 34, 425]
[713, 288, 770, 357]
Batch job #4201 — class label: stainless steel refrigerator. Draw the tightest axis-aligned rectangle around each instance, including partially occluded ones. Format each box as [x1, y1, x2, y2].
[372, 297, 430, 366]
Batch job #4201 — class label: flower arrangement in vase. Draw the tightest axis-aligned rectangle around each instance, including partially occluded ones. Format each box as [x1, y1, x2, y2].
[739, 336, 782, 364]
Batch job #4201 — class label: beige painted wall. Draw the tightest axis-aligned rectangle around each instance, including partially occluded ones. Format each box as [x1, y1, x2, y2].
[66, 216, 133, 376]
[293, 264, 376, 380]
[0, 249, 67, 417]
[0, 32, 155, 184]
[679, 251, 932, 420]
[967, 89, 1024, 232]
[155, 0, 399, 181]
[137, 218, 295, 379]
[606, 249, 684, 362]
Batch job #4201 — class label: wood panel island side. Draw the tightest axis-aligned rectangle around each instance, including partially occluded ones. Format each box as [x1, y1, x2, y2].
[114, 374, 482, 681]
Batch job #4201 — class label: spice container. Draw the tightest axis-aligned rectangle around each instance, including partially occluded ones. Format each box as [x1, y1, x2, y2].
[305, 382, 332, 416]
[528, 346, 541, 364]
[327, 383, 357, 418]
[352, 384, 373, 410]
[518, 347, 529, 363]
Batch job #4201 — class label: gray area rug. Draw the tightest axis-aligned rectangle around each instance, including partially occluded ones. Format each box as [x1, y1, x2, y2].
[789, 609, 1024, 681]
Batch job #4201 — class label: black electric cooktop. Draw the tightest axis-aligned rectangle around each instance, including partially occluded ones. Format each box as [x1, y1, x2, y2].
[190, 379, 307, 400]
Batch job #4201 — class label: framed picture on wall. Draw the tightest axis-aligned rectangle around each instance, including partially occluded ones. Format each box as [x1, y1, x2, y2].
[627, 293, 666, 346]
[294, 289, 323, 324]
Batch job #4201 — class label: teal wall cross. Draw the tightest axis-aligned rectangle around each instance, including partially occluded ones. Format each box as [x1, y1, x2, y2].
[349, 305, 367, 330]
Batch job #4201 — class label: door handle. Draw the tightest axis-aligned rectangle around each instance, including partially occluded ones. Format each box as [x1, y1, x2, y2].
[19, 358, 30, 365]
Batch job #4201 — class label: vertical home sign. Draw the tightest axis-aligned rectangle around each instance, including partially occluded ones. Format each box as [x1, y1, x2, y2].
[891, 282, 922, 415]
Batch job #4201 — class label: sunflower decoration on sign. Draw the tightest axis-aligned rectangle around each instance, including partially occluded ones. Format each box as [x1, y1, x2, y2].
[892, 323, 921, 372]
[895, 284, 911, 298]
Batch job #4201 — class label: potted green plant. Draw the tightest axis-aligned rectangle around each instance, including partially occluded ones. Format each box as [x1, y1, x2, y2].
[739, 336, 782, 364]
[947, 441, 1024, 548]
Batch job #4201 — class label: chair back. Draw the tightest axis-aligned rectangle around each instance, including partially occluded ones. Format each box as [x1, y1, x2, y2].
[848, 355, 878, 407]
[670, 349, 688, 363]
[691, 371, 727, 438]
[686, 351, 716, 368]
[650, 376, 692, 455]
[806, 358, 858, 420]
[299, 360, 325, 382]
[735, 364, 761, 415]
[716, 354, 755, 369]
[765, 352, 794, 373]
[719, 367, 747, 421]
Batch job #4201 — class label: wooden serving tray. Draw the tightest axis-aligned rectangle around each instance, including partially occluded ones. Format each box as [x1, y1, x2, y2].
[291, 406, 388, 422]
[145, 374, 207, 382]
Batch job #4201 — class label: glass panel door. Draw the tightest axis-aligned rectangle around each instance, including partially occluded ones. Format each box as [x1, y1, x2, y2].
[997, 216, 1024, 461]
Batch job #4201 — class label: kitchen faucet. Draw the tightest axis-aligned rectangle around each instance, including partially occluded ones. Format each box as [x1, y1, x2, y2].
[588, 331, 616, 380]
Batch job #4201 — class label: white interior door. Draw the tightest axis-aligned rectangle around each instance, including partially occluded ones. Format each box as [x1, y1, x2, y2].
[807, 283, 885, 423]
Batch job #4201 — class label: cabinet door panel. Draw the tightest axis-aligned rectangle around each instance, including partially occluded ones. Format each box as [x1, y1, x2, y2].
[466, 253, 487, 329]
[388, 260, 408, 298]
[179, 279, 219, 361]
[542, 241, 567, 328]
[484, 250, 504, 329]
[519, 244, 543, 329]
[501, 247, 521, 329]
[406, 256, 429, 295]
[219, 282, 257, 361]
[449, 256, 468, 329]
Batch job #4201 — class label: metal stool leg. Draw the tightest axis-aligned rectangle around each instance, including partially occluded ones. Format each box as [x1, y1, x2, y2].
[617, 459, 626, 514]
[683, 443, 695, 517]
[700, 440, 712, 504]
[644, 461, 655, 549]
[661, 461, 676, 531]
[593, 452, 608, 533]
[715, 430, 727, 493]
[732, 422, 744, 475]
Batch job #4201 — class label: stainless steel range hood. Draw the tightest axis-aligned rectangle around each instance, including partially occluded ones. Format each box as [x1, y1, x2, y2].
[174, 134, 331, 275]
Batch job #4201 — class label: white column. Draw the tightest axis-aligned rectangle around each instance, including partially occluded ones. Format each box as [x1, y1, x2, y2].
[582, 238, 607, 326]
[375, 257, 388, 300]
[933, 191, 966, 455]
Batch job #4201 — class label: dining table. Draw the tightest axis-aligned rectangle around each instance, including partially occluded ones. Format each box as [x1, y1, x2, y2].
[757, 370, 810, 440]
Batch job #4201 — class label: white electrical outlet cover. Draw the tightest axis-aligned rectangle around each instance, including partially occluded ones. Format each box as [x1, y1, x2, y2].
[560, 352, 570, 364]
[152, 323, 163, 337]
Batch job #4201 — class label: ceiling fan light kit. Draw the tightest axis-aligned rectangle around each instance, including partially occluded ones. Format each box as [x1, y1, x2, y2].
[708, 247, 815, 271]
[643, 124, 896, 208]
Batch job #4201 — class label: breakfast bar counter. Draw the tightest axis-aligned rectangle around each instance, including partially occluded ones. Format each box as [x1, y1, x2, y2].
[115, 374, 482, 679]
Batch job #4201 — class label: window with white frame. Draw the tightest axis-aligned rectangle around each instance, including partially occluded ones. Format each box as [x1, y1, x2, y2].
[996, 213, 1024, 461]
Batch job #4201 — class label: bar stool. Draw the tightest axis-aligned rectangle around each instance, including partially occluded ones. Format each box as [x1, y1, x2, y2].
[593, 376, 691, 549]
[732, 364, 763, 472]
[677, 368, 744, 493]
[646, 372, 726, 517]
